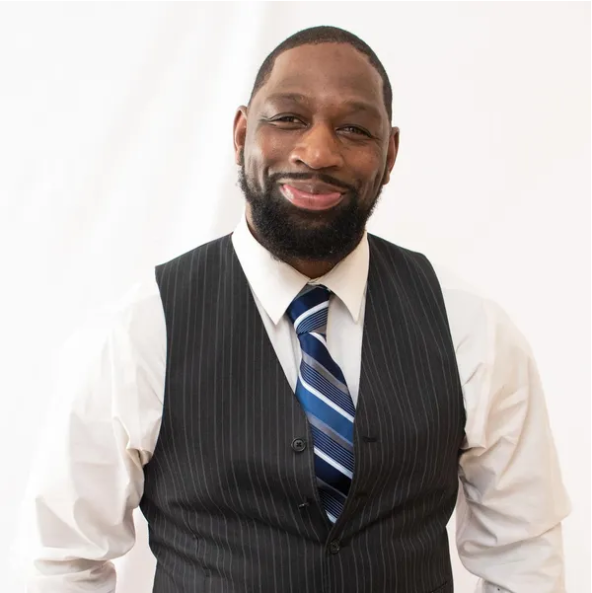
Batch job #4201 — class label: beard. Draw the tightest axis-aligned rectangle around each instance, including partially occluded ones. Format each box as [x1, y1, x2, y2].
[238, 157, 383, 265]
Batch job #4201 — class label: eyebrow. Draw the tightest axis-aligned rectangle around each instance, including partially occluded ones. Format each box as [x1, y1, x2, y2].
[264, 92, 383, 120]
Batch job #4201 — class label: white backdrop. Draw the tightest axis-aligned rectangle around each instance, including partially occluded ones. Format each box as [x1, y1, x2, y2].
[1, 2, 589, 591]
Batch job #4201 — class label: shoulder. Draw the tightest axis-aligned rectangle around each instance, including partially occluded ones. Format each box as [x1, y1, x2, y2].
[430, 262, 534, 380]
[60, 267, 166, 367]
[367, 235, 520, 348]
[156, 234, 233, 276]
[367, 233, 427, 264]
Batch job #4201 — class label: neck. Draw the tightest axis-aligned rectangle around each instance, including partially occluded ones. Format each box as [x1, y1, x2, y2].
[284, 258, 337, 279]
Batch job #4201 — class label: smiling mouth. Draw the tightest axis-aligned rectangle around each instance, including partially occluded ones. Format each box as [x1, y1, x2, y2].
[280, 184, 344, 211]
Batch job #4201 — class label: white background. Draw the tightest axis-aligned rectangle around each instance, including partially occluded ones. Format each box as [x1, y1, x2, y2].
[1, 2, 589, 591]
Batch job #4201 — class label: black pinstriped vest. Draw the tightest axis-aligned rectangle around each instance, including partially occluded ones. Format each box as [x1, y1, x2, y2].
[140, 233, 466, 593]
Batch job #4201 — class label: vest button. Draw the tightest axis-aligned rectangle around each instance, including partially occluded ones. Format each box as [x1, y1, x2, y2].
[291, 438, 307, 452]
[362, 435, 378, 443]
[328, 541, 341, 554]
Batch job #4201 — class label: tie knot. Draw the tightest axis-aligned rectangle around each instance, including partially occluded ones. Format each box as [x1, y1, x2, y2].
[287, 285, 331, 335]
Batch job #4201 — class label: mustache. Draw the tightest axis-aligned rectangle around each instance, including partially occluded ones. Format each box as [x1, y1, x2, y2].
[267, 171, 357, 194]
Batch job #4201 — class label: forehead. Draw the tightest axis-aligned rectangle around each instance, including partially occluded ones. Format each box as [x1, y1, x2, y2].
[255, 42, 385, 114]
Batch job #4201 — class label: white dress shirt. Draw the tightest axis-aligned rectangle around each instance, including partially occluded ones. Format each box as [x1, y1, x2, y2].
[18, 215, 570, 592]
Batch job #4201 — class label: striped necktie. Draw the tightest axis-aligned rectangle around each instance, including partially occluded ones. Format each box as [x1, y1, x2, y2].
[287, 285, 355, 524]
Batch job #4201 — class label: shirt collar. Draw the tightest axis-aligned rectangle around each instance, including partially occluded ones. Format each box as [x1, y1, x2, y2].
[231, 212, 369, 325]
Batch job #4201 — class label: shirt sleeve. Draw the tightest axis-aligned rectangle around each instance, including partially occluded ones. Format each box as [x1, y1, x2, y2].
[455, 296, 571, 593]
[16, 274, 166, 592]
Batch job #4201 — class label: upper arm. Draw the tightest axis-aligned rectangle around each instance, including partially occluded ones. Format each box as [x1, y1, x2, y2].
[17, 273, 166, 589]
[452, 295, 570, 590]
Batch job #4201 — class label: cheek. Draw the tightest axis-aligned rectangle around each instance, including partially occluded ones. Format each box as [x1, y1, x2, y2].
[248, 127, 289, 163]
[346, 149, 385, 193]
[245, 129, 289, 184]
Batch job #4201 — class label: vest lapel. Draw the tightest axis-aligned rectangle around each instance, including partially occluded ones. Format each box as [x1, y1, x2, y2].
[226, 236, 334, 538]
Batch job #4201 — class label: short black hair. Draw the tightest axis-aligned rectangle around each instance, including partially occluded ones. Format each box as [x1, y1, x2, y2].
[248, 26, 393, 122]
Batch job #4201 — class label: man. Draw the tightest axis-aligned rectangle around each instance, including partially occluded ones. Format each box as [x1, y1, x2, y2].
[21, 26, 570, 592]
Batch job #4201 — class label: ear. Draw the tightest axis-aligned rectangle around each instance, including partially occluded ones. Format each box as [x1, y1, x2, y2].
[233, 106, 248, 165]
[382, 126, 400, 185]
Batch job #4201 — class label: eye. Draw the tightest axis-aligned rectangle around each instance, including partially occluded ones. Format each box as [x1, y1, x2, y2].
[269, 115, 305, 126]
[339, 125, 372, 137]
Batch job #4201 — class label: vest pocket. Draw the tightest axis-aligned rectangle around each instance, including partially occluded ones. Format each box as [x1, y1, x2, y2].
[428, 581, 449, 593]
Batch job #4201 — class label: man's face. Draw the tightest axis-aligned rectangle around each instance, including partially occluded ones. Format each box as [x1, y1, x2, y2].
[234, 42, 399, 265]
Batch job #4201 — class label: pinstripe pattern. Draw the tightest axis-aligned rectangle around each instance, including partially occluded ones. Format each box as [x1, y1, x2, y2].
[140, 233, 466, 593]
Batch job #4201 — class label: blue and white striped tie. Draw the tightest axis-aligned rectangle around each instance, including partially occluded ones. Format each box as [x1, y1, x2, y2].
[287, 285, 355, 524]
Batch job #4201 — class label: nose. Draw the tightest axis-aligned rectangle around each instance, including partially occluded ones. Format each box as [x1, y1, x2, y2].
[289, 123, 344, 170]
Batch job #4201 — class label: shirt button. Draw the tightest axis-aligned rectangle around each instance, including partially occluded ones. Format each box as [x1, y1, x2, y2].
[291, 438, 307, 453]
[328, 541, 341, 554]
